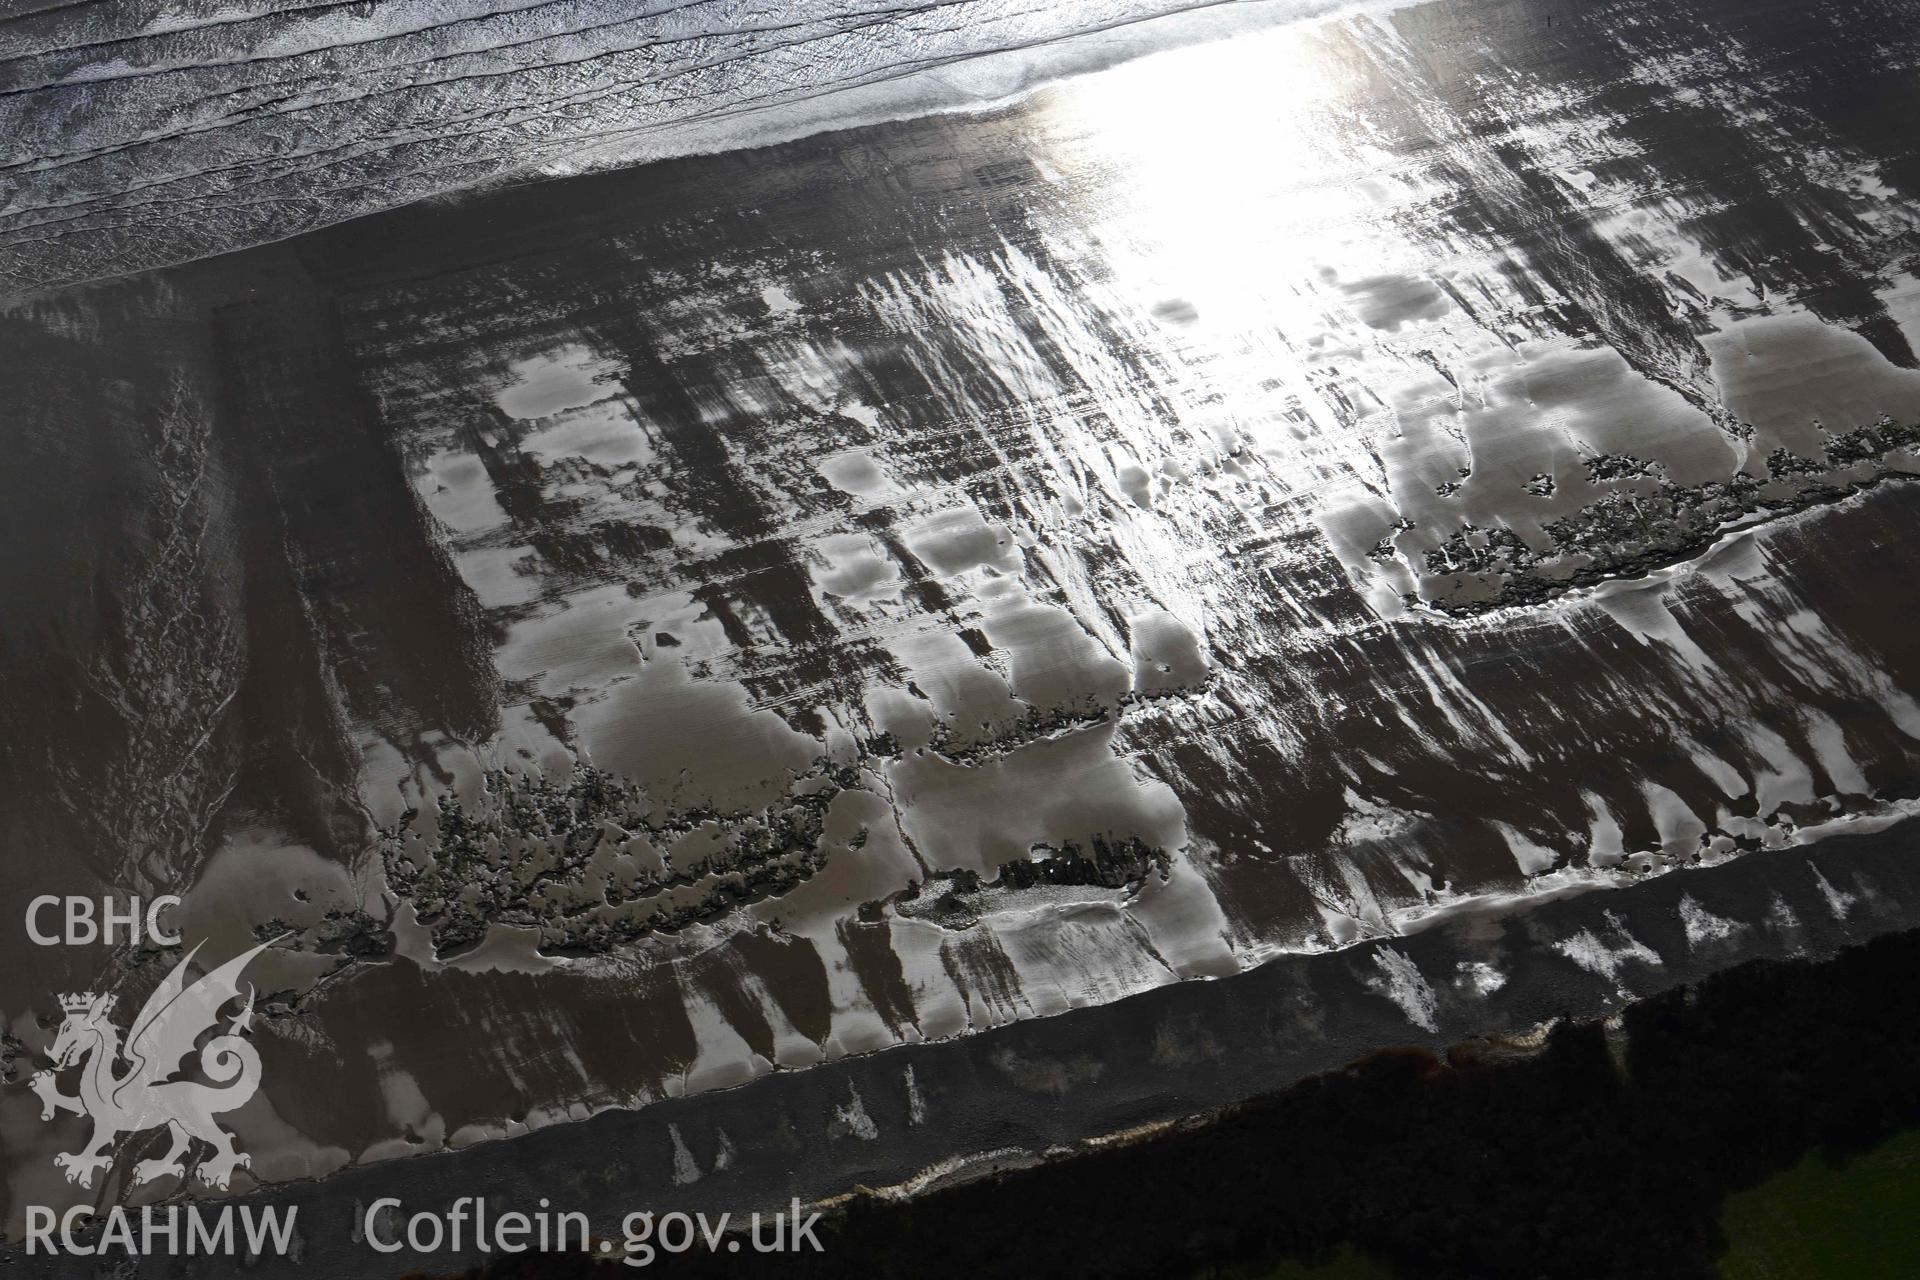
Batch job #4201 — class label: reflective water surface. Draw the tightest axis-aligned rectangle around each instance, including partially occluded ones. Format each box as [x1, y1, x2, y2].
[6, 0, 1920, 1242]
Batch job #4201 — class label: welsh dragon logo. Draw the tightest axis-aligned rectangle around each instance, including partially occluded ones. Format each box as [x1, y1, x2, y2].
[29, 938, 276, 1191]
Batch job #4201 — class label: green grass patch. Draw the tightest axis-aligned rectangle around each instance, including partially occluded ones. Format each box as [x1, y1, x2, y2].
[1720, 1128, 1920, 1279]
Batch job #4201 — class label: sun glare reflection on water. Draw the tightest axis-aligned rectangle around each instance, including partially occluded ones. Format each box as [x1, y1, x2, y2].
[1020, 8, 1765, 618]
[1024, 17, 1462, 615]
[1036, 21, 1389, 340]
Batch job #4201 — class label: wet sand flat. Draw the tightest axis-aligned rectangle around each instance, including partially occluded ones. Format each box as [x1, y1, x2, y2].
[6, 0, 1920, 1258]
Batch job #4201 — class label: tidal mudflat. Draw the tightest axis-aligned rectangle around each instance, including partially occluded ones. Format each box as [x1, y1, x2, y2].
[5, 0, 1920, 1272]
